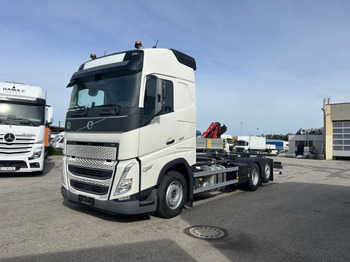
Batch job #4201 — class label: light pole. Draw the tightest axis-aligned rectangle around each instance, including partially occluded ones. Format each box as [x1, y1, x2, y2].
[240, 122, 243, 135]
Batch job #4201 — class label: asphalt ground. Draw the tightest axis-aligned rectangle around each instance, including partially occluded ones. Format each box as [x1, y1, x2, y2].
[0, 156, 349, 262]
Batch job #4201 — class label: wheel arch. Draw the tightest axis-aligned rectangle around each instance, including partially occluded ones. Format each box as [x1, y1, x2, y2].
[156, 158, 193, 203]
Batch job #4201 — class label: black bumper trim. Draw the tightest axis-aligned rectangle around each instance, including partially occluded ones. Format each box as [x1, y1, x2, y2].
[61, 187, 157, 215]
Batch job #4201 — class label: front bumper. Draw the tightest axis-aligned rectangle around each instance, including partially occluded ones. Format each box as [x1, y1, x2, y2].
[61, 186, 157, 215]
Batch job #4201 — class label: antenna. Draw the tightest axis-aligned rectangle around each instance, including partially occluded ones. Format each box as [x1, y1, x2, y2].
[104, 50, 107, 55]
[152, 40, 159, 48]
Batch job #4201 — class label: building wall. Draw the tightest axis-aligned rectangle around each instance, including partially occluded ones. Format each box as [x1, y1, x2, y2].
[324, 102, 350, 159]
[288, 134, 324, 156]
[331, 103, 350, 121]
[324, 104, 333, 160]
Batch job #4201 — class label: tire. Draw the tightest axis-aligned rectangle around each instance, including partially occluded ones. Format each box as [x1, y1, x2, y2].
[156, 171, 187, 218]
[247, 163, 261, 191]
[262, 161, 271, 183]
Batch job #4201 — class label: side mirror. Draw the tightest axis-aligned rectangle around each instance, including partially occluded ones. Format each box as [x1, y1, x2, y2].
[45, 106, 54, 125]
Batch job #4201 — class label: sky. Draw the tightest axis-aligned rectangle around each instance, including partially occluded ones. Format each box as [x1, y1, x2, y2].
[1, 0, 350, 136]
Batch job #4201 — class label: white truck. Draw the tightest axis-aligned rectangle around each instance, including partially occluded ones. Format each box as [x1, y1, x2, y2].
[220, 134, 234, 152]
[0, 82, 53, 174]
[61, 42, 278, 218]
[235, 136, 266, 154]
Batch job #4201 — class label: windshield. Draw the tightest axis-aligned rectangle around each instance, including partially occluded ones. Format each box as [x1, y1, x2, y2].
[68, 71, 142, 110]
[0, 101, 45, 126]
[236, 141, 248, 146]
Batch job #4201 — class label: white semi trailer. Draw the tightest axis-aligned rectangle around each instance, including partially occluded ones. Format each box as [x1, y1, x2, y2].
[0, 82, 53, 174]
[61, 42, 277, 218]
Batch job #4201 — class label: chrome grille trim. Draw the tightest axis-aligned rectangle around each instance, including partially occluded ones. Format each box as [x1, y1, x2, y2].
[67, 157, 116, 170]
[69, 173, 112, 187]
[67, 156, 117, 198]
[0, 134, 35, 154]
[67, 144, 117, 160]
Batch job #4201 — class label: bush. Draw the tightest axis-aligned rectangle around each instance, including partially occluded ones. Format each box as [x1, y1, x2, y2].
[47, 146, 63, 156]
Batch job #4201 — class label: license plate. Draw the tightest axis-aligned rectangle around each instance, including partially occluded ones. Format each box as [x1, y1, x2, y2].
[0, 167, 16, 171]
[78, 195, 95, 206]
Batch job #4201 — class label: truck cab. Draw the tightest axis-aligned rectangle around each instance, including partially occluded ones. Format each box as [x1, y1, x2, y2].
[0, 82, 53, 173]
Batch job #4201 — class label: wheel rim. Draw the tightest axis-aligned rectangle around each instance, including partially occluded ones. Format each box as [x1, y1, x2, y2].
[251, 169, 259, 185]
[265, 164, 271, 179]
[166, 181, 183, 210]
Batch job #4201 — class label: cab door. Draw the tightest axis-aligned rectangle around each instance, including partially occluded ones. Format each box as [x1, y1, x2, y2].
[138, 75, 177, 190]
[139, 75, 176, 157]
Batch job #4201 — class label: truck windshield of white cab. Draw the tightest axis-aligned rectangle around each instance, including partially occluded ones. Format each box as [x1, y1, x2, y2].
[68, 71, 142, 110]
[0, 101, 45, 126]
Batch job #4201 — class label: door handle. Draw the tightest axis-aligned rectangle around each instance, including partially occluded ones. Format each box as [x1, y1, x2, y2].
[166, 139, 175, 145]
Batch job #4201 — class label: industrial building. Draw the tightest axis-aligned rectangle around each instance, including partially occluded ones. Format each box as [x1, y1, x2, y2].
[288, 128, 324, 159]
[287, 100, 350, 160]
[323, 100, 350, 160]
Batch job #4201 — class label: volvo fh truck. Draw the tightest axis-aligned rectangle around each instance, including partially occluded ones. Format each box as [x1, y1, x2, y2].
[0, 82, 53, 174]
[61, 42, 276, 218]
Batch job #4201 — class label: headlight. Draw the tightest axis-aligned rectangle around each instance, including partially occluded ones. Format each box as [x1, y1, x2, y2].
[116, 178, 133, 195]
[29, 148, 43, 160]
[114, 162, 135, 196]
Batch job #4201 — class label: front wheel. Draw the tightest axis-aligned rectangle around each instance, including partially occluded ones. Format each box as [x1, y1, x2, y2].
[156, 171, 187, 218]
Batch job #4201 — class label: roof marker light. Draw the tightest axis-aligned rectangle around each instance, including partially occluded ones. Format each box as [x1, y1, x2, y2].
[135, 41, 142, 49]
[90, 53, 97, 60]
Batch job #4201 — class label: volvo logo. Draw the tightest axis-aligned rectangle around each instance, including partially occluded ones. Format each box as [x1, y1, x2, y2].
[87, 121, 94, 130]
[4, 133, 15, 143]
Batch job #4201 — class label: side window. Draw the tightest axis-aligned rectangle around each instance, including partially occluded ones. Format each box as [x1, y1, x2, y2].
[144, 76, 157, 117]
[144, 76, 174, 118]
[162, 80, 173, 113]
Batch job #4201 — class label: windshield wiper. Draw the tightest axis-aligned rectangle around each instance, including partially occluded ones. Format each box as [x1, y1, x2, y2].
[92, 104, 121, 116]
[0, 117, 13, 125]
[17, 118, 38, 126]
[69, 105, 88, 111]
[69, 105, 88, 117]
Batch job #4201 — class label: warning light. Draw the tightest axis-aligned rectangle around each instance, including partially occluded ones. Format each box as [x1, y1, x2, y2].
[135, 41, 142, 49]
[90, 53, 97, 60]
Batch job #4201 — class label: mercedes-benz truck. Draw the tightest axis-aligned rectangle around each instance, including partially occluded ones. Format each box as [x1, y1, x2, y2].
[0, 82, 53, 174]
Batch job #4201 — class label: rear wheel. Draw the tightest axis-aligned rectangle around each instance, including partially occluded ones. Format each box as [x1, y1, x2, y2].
[262, 161, 271, 183]
[156, 171, 187, 218]
[247, 163, 260, 191]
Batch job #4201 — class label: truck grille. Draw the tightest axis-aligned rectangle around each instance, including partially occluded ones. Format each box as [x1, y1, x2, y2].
[0, 133, 35, 155]
[70, 180, 109, 195]
[68, 165, 113, 180]
[66, 143, 118, 198]
[0, 160, 27, 168]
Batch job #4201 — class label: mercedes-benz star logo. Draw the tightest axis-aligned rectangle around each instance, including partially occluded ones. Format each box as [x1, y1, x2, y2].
[4, 133, 15, 143]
